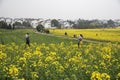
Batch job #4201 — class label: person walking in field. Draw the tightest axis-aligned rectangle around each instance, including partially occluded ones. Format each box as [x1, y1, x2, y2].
[78, 34, 83, 48]
[25, 33, 30, 47]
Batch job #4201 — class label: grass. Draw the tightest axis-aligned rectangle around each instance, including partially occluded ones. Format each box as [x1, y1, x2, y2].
[0, 29, 81, 45]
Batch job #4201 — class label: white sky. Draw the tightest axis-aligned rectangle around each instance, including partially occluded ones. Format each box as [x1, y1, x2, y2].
[0, 0, 120, 20]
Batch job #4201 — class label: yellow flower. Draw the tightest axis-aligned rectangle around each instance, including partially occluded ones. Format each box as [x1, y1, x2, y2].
[15, 45, 19, 50]
[71, 74, 77, 80]
[86, 70, 90, 74]
[101, 73, 110, 80]
[33, 50, 43, 57]
[3, 66, 8, 72]
[0, 51, 7, 59]
[8, 46, 14, 51]
[52, 61, 59, 65]
[64, 77, 70, 80]
[9, 65, 19, 77]
[31, 72, 38, 78]
[18, 78, 25, 80]
[117, 73, 120, 77]
[81, 64, 86, 69]
[91, 71, 102, 80]
[23, 52, 31, 59]
[94, 65, 98, 69]
[91, 71, 110, 80]
[45, 70, 50, 76]
[117, 73, 120, 80]
[30, 62, 37, 67]
[100, 62, 105, 66]
[84, 49, 89, 54]
[37, 60, 43, 67]
[19, 57, 26, 63]
[64, 63, 69, 68]
[45, 56, 53, 62]
[58, 65, 64, 73]
[45, 46, 50, 50]
[50, 52, 56, 56]
[68, 57, 79, 63]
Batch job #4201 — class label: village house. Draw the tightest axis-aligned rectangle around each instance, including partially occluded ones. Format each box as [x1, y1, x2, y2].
[31, 19, 39, 28]
[62, 21, 73, 28]
[43, 19, 52, 29]
[5, 18, 12, 25]
[0, 17, 6, 22]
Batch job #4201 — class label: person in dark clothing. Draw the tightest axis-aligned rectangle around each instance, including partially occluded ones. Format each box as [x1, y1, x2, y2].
[78, 34, 83, 48]
[25, 33, 30, 47]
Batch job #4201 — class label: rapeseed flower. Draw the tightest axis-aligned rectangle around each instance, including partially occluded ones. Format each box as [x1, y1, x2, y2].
[101, 73, 110, 80]
[0, 51, 7, 59]
[50, 52, 56, 56]
[116, 72, 120, 80]
[91, 71, 102, 80]
[9, 65, 19, 77]
[19, 57, 26, 63]
[45, 56, 54, 62]
[31, 72, 38, 79]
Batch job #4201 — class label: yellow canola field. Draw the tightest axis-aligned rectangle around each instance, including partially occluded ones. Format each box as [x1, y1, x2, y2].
[50, 29, 120, 43]
[0, 42, 120, 80]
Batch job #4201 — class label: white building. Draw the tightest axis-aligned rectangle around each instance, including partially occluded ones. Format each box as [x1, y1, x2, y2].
[0, 17, 5, 22]
[6, 18, 12, 25]
[31, 20, 39, 28]
[14, 19, 23, 24]
[43, 19, 52, 28]
[62, 21, 72, 28]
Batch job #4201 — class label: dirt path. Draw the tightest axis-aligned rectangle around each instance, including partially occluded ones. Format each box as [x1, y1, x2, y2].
[35, 32, 107, 44]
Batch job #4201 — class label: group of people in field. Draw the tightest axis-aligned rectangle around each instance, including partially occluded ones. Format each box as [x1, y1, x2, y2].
[25, 32, 83, 48]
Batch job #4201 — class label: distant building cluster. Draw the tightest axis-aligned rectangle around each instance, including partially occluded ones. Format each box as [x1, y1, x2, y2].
[0, 17, 73, 29]
[0, 17, 120, 29]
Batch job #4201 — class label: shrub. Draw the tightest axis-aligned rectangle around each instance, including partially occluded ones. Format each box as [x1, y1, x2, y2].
[36, 24, 44, 32]
[73, 34, 76, 38]
[64, 32, 67, 36]
[44, 29, 50, 34]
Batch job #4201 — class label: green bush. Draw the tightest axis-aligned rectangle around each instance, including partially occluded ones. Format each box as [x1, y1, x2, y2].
[36, 24, 44, 32]
[44, 29, 50, 34]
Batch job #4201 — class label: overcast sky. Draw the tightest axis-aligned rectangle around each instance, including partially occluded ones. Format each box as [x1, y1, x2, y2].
[0, 0, 120, 20]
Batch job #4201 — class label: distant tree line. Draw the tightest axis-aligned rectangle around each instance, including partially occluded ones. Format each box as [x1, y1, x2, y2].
[13, 21, 31, 28]
[73, 19, 117, 29]
[51, 19, 61, 28]
[50, 19, 118, 29]
[0, 19, 119, 29]
[0, 21, 12, 29]
[0, 21, 31, 29]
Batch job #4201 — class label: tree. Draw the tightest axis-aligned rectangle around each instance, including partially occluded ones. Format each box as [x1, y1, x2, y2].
[14, 22, 22, 26]
[36, 24, 44, 32]
[72, 19, 105, 29]
[0, 21, 8, 29]
[89, 21, 102, 28]
[107, 19, 115, 27]
[73, 19, 90, 29]
[12, 23, 15, 30]
[22, 21, 31, 28]
[51, 19, 61, 28]
[67, 20, 74, 28]
[7, 24, 12, 29]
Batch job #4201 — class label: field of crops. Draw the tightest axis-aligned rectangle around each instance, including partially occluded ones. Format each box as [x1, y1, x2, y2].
[50, 28, 120, 43]
[0, 29, 120, 80]
[0, 29, 76, 45]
